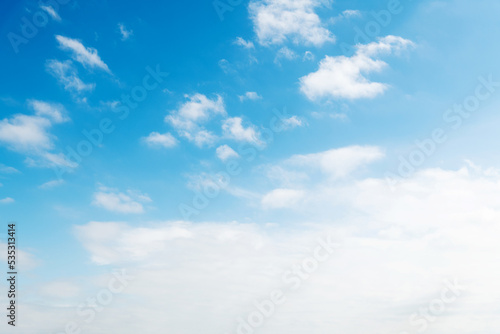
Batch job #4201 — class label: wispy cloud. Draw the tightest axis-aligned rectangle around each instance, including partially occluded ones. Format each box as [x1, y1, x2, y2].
[92, 186, 151, 214]
[0, 197, 15, 204]
[118, 23, 133, 41]
[234, 37, 255, 49]
[55, 35, 111, 73]
[46, 59, 95, 93]
[39, 179, 65, 189]
[40, 5, 62, 21]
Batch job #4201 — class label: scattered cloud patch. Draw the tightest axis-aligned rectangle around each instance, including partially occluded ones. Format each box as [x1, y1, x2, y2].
[249, 0, 335, 46]
[118, 23, 133, 41]
[261, 188, 304, 208]
[55, 35, 111, 73]
[40, 5, 61, 21]
[92, 186, 151, 214]
[300, 35, 414, 100]
[274, 46, 298, 64]
[0, 197, 14, 204]
[29, 100, 69, 123]
[165, 94, 226, 147]
[216, 144, 240, 161]
[46, 59, 95, 93]
[0, 164, 20, 174]
[222, 117, 262, 145]
[39, 179, 65, 189]
[142, 132, 178, 149]
[238, 91, 262, 102]
[234, 37, 254, 49]
[286, 145, 384, 179]
[303, 50, 315, 61]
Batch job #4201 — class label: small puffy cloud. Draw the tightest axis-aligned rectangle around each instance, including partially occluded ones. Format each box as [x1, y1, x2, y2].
[92, 186, 151, 214]
[29, 100, 68, 123]
[280, 115, 304, 129]
[55, 35, 111, 73]
[118, 23, 133, 41]
[300, 35, 414, 100]
[40, 5, 61, 21]
[165, 93, 226, 147]
[261, 188, 305, 208]
[234, 37, 254, 49]
[39, 179, 65, 189]
[0, 197, 14, 204]
[238, 91, 262, 102]
[46, 59, 95, 93]
[286, 145, 384, 179]
[142, 132, 178, 149]
[216, 144, 240, 161]
[274, 46, 297, 64]
[249, 0, 334, 46]
[342, 9, 361, 18]
[222, 117, 261, 145]
[303, 50, 315, 61]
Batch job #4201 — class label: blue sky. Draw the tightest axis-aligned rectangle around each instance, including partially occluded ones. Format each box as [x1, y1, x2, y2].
[2, 0, 500, 333]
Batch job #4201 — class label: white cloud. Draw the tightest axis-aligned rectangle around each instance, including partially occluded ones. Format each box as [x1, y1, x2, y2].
[0, 101, 76, 169]
[39, 281, 80, 298]
[0, 114, 53, 152]
[29, 100, 68, 123]
[274, 46, 298, 64]
[0, 164, 19, 174]
[46, 59, 95, 93]
[16, 159, 500, 334]
[222, 117, 262, 145]
[0, 197, 14, 204]
[165, 94, 226, 147]
[55, 35, 111, 73]
[40, 5, 61, 21]
[300, 35, 414, 100]
[249, 0, 334, 46]
[142, 132, 178, 149]
[238, 91, 262, 102]
[286, 145, 384, 179]
[342, 9, 361, 18]
[261, 188, 305, 208]
[92, 186, 151, 214]
[280, 115, 304, 129]
[216, 144, 240, 161]
[303, 50, 315, 61]
[234, 37, 255, 49]
[118, 23, 133, 41]
[39, 179, 65, 189]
